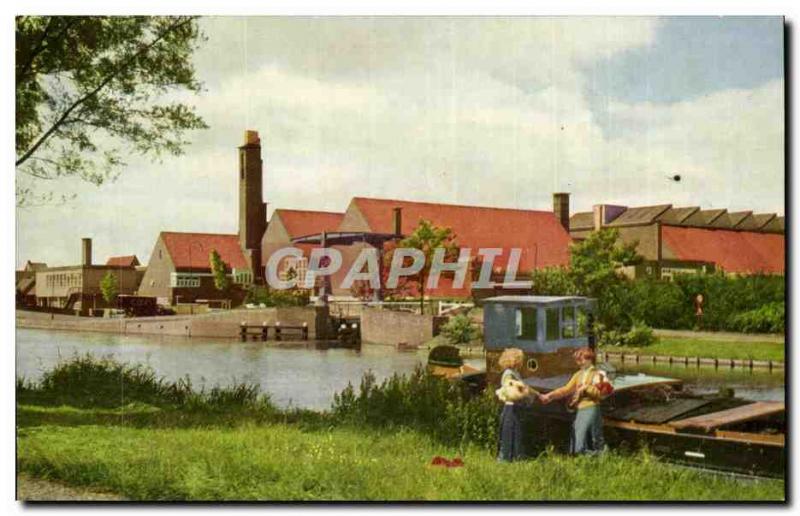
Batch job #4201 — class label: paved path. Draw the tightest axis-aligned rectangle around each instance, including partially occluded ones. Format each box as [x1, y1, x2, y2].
[17, 474, 125, 502]
[653, 329, 784, 343]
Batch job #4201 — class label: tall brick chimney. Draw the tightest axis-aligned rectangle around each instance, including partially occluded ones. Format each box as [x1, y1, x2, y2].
[393, 207, 403, 236]
[239, 130, 267, 281]
[553, 193, 570, 232]
[81, 238, 92, 266]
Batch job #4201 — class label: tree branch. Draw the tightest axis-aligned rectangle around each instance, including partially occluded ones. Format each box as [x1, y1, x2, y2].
[15, 16, 197, 168]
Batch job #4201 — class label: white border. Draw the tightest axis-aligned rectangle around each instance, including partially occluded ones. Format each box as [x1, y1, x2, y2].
[2, 2, 795, 514]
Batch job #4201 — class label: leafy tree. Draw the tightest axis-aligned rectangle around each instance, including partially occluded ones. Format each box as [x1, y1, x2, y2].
[530, 266, 576, 296]
[15, 16, 207, 205]
[569, 228, 641, 298]
[395, 219, 458, 314]
[562, 228, 641, 331]
[209, 249, 230, 291]
[440, 314, 480, 346]
[99, 271, 119, 305]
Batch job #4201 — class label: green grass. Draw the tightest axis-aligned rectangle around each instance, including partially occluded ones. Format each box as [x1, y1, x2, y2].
[15, 355, 785, 501]
[17, 414, 783, 501]
[607, 337, 784, 362]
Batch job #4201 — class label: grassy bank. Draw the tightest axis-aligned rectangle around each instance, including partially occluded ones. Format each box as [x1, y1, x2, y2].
[606, 337, 784, 362]
[17, 409, 783, 501]
[16, 355, 784, 501]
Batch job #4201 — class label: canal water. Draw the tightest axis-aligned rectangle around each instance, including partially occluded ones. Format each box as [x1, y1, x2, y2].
[16, 328, 784, 410]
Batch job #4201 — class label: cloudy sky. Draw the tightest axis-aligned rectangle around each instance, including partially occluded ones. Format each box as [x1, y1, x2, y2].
[16, 16, 784, 268]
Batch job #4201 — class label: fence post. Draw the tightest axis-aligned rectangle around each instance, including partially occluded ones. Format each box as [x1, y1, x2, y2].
[302, 322, 308, 341]
[240, 322, 246, 342]
[261, 321, 268, 342]
[275, 321, 282, 341]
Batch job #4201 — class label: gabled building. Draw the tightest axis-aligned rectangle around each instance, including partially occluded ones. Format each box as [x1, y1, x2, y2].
[569, 203, 784, 278]
[138, 232, 252, 305]
[261, 209, 344, 286]
[138, 130, 269, 306]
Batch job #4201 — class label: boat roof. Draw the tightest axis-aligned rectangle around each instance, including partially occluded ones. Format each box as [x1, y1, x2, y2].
[524, 373, 681, 392]
[483, 295, 594, 305]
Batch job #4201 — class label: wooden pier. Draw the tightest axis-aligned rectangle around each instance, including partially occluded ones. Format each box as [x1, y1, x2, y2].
[239, 322, 309, 342]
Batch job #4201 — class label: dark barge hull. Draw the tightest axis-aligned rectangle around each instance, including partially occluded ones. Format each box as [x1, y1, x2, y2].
[604, 420, 785, 478]
[521, 404, 784, 479]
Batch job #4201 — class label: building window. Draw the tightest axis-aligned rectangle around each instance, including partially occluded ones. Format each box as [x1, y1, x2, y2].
[515, 308, 537, 340]
[170, 273, 201, 288]
[280, 257, 309, 286]
[233, 269, 253, 285]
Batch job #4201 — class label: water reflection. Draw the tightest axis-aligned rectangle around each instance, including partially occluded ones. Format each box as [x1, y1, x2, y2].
[16, 329, 785, 409]
[16, 328, 426, 411]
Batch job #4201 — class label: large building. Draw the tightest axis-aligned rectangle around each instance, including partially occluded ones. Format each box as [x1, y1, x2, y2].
[569, 204, 784, 278]
[261, 194, 575, 299]
[33, 238, 141, 312]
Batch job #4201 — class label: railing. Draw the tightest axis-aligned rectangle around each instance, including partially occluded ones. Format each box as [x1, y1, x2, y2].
[325, 299, 474, 317]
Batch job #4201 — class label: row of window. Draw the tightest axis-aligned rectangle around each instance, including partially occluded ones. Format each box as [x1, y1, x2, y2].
[169, 270, 253, 288]
[45, 273, 82, 288]
[514, 305, 587, 341]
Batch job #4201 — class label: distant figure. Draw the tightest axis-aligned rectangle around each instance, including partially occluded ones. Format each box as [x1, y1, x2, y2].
[540, 347, 612, 455]
[694, 294, 705, 330]
[495, 348, 539, 462]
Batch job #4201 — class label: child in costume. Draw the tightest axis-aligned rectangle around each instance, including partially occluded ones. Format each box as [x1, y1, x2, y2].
[540, 347, 613, 455]
[495, 348, 539, 462]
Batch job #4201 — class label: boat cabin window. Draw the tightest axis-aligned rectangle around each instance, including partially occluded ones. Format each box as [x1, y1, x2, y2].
[515, 308, 537, 340]
[562, 305, 576, 338]
[576, 306, 589, 337]
[545, 307, 560, 341]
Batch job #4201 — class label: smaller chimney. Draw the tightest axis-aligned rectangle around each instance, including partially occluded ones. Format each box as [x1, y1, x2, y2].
[81, 238, 92, 266]
[392, 207, 402, 236]
[553, 193, 570, 232]
[593, 205, 604, 231]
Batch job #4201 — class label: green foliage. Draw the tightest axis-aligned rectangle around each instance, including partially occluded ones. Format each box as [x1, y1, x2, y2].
[332, 367, 498, 450]
[396, 219, 458, 313]
[440, 314, 480, 345]
[99, 271, 119, 305]
[727, 302, 785, 334]
[622, 273, 784, 333]
[246, 285, 309, 307]
[594, 320, 655, 348]
[15, 16, 207, 205]
[209, 249, 230, 291]
[18, 354, 273, 412]
[530, 266, 576, 296]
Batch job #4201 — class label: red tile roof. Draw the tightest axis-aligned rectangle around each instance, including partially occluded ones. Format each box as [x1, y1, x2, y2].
[161, 232, 249, 271]
[105, 255, 140, 267]
[350, 197, 571, 271]
[662, 226, 784, 274]
[274, 209, 344, 238]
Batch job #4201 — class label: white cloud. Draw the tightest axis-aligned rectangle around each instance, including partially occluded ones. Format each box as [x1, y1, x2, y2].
[16, 17, 783, 269]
